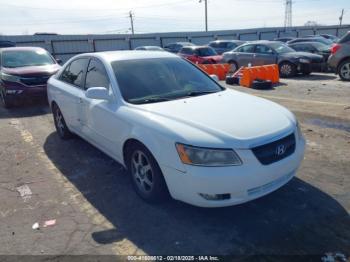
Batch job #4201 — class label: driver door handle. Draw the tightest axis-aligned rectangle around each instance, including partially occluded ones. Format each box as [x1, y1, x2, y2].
[78, 98, 83, 104]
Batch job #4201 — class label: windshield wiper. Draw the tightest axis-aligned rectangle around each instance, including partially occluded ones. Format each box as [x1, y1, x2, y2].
[184, 90, 219, 97]
[131, 96, 173, 104]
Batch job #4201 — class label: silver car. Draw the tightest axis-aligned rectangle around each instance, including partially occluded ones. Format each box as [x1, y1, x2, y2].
[222, 41, 324, 77]
[328, 31, 350, 81]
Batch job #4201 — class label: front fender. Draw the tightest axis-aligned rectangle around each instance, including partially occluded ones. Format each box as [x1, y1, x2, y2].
[126, 126, 186, 173]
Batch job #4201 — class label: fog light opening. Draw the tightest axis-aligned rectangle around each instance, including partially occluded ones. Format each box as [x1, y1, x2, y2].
[199, 193, 231, 201]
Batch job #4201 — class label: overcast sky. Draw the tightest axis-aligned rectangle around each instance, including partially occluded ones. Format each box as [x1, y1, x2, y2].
[0, 0, 349, 35]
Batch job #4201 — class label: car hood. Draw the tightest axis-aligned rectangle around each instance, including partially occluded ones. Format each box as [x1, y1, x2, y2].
[132, 89, 296, 149]
[2, 64, 60, 77]
[280, 51, 323, 60]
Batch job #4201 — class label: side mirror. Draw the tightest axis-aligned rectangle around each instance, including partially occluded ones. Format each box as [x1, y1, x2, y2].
[210, 74, 219, 82]
[55, 58, 63, 65]
[85, 87, 110, 101]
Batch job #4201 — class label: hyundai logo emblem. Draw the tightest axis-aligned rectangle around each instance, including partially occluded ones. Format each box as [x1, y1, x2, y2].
[276, 144, 286, 156]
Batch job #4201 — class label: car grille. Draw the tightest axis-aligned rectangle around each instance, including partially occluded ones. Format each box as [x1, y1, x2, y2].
[252, 133, 296, 165]
[20, 76, 50, 86]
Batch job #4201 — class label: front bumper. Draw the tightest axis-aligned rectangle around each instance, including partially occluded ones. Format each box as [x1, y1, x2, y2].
[2, 81, 47, 103]
[298, 62, 325, 72]
[161, 135, 305, 208]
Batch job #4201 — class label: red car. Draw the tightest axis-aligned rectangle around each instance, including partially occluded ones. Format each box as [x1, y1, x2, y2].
[0, 47, 61, 108]
[178, 46, 222, 64]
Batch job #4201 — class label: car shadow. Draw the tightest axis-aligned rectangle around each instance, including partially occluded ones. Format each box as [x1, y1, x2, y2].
[288, 73, 337, 81]
[0, 100, 50, 119]
[43, 132, 350, 256]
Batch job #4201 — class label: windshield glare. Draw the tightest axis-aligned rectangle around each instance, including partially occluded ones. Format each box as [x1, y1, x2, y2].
[2, 50, 55, 68]
[112, 58, 223, 104]
[269, 43, 295, 53]
[197, 47, 217, 56]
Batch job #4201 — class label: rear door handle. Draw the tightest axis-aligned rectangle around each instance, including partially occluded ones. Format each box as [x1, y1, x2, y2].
[78, 98, 83, 104]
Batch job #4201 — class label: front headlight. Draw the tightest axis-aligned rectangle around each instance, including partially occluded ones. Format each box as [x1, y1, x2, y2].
[175, 143, 242, 166]
[1, 72, 20, 82]
[299, 58, 310, 63]
[296, 121, 303, 140]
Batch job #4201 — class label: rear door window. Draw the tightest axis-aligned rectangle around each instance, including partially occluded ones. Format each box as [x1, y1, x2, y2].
[60, 58, 89, 88]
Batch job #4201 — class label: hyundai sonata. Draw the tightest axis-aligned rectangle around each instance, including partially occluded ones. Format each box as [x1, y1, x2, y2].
[47, 51, 305, 207]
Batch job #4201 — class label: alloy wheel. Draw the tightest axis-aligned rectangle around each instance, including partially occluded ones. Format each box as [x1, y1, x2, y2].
[131, 150, 154, 194]
[340, 62, 350, 80]
[280, 64, 292, 76]
[55, 107, 65, 136]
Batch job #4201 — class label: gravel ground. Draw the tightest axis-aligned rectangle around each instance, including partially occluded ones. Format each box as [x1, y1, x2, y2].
[0, 72, 349, 260]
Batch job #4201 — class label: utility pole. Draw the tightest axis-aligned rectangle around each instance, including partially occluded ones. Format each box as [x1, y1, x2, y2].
[339, 9, 344, 27]
[199, 0, 208, 32]
[284, 0, 292, 30]
[129, 11, 135, 35]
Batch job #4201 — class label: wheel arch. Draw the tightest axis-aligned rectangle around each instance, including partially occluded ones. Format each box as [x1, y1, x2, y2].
[121, 127, 185, 173]
[337, 56, 350, 73]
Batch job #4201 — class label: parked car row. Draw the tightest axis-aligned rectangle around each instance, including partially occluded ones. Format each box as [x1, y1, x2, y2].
[135, 32, 348, 79]
[1, 31, 348, 109]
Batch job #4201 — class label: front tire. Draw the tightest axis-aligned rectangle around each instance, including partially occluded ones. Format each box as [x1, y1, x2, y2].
[52, 104, 73, 139]
[338, 59, 350, 81]
[1, 90, 15, 108]
[279, 62, 297, 78]
[127, 143, 168, 203]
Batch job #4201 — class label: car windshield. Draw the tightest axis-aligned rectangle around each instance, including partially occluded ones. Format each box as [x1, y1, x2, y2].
[315, 38, 333, 45]
[112, 57, 223, 104]
[268, 43, 295, 53]
[2, 49, 55, 68]
[196, 47, 217, 56]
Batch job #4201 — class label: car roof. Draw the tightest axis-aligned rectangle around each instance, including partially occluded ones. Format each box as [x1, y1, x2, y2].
[77, 50, 178, 62]
[210, 40, 243, 43]
[0, 46, 46, 52]
[181, 45, 211, 50]
[288, 41, 320, 45]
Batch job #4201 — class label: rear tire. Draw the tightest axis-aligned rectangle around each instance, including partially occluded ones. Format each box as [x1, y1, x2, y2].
[279, 62, 297, 78]
[338, 59, 350, 81]
[52, 104, 73, 139]
[228, 60, 238, 73]
[126, 142, 169, 203]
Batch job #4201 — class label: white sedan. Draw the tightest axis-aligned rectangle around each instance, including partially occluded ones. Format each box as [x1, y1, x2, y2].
[47, 51, 305, 208]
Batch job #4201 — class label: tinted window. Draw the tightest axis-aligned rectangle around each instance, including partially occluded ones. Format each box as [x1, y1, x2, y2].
[112, 58, 223, 104]
[196, 47, 217, 56]
[339, 32, 350, 43]
[180, 48, 194, 55]
[60, 58, 89, 87]
[85, 59, 110, 90]
[236, 45, 255, 53]
[2, 49, 55, 68]
[291, 44, 314, 52]
[268, 43, 294, 54]
[255, 45, 274, 54]
[227, 42, 238, 49]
